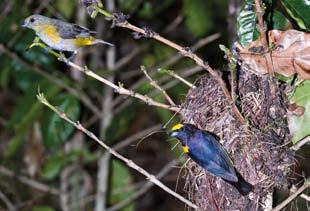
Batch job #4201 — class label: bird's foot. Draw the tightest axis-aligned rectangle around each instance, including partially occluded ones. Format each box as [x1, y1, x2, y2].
[58, 52, 70, 64]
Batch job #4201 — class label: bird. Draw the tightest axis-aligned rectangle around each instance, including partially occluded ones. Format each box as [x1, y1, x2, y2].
[21, 14, 113, 57]
[168, 123, 253, 195]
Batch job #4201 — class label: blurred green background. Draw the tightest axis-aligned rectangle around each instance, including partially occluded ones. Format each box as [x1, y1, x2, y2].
[0, 0, 309, 210]
[0, 0, 229, 210]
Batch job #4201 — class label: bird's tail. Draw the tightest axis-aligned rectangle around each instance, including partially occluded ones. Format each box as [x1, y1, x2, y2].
[224, 171, 253, 196]
[94, 39, 114, 47]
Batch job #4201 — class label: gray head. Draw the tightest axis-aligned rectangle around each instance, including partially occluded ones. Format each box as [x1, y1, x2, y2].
[21, 14, 50, 29]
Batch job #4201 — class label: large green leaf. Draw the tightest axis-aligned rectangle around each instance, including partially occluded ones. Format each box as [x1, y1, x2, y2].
[237, 0, 260, 47]
[269, 10, 291, 30]
[109, 160, 134, 211]
[182, 0, 213, 37]
[288, 81, 310, 144]
[42, 94, 80, 148]
[281, 0, 310, 31]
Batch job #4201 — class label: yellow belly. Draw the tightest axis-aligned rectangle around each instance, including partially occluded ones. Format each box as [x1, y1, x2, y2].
[74, 37, 95, 47]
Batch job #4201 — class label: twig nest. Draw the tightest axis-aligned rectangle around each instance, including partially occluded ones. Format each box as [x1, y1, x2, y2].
[181, 75, 295, 210]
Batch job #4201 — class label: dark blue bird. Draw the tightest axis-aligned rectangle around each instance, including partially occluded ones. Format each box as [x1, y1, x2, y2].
[168, 123, 253, 195]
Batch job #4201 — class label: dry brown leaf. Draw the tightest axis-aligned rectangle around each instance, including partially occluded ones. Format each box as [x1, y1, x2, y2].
[237, 30, 310, 80]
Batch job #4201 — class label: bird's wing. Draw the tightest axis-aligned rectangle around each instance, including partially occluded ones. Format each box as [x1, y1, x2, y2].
[190, 132, 238, 182]
[56, 22, 95, 39]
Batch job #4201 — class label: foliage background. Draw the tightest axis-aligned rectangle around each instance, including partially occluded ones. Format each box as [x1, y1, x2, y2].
[0, 0, 309, 210]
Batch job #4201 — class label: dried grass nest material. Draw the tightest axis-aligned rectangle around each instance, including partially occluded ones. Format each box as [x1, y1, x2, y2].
[180, 75, 295, 210]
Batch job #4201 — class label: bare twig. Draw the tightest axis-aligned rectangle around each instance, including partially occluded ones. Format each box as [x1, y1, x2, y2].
[91, 7, 245, 123]
[113, 124, 162, 151]
[0, 43, 100, 116]
[158, 68, 196, 89]
[95, 2, 116, 209]
[141, 66, 176, 106]
[300, 194, 310, 202]
[95, 153, 111, 211]
[115, 66, 203, 114]
[254, 0, 267, 48]
[37, 93, 198, 210]
[254, 0, 274, 76]
[0, 190, 15, 211]
[29, 42, 179, 112]
[290, 136, 310, 151]
[0, 166, 60, 195]
[272, 178, 310, 211]
[107, 159, 180, 211]
[112, 33, 219, 108]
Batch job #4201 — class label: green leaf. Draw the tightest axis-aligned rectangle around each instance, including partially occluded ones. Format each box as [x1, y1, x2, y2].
[41, 149, 97, 180]
[288, 81, 310, 144]
[281, 0, 310, 31]
[275, 72, 296, 84]
[42, 94, 80, 148]
[268, 10, 291, 30]
[182, 0, 213, 37]
[237, 0, 260, 47]
[41, 152, 68, 180]
[109, 160, 134, 211]
[32, 205, 55, 211]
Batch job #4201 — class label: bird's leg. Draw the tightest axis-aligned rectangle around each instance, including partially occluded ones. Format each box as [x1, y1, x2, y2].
[58, 52, 69, 64]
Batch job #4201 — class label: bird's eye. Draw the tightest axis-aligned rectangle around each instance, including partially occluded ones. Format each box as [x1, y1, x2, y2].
[30, 18, 35, 23]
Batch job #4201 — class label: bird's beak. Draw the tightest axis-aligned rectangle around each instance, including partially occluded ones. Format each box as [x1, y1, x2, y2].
[167, 131, 178, 137]
[21, 21, 27, 28]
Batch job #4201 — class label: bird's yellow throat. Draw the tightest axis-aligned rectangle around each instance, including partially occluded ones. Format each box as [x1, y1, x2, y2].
[171, 123, 183, 131]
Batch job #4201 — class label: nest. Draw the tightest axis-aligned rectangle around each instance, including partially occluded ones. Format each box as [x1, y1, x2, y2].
[180, 71, 296, 210]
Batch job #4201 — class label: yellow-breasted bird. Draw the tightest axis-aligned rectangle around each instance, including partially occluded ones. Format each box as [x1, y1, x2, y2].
[22, 14, 113, 55]
[168, 123, 253, 195]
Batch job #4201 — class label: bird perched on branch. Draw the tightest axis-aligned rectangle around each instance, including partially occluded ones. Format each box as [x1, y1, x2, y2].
[168, 123, 253, 195]
[22, 14, 113, 56]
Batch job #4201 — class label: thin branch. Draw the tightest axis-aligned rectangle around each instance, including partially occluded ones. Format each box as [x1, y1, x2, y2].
[107, 159, 180, 211]
[113, 124, 162, 151]
[91, 7, 245, 124]
[0, 43, 101, 116]
[254, 0, 274, 76]
[37, 93, 198, 210]
[112, 33, 219, 107]
[0, 166, 60, 195]
[115, 66, 202, 114]
[254, 0, 267, 48]
[272, 178, 310, 211]
[290, 136, 310, 151]
[158, 68, 196, 89]
[96, 3, 116, 209]
[0, 190, 15, 211]
[29, 42, 179, 112]
[141, 66, 176, 106]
